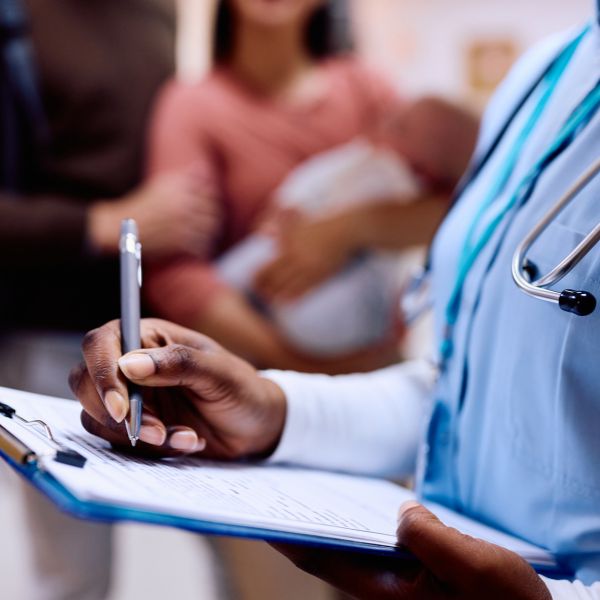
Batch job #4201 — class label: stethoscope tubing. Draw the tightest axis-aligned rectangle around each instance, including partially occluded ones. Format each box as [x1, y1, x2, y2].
[512, 156, 600, 308]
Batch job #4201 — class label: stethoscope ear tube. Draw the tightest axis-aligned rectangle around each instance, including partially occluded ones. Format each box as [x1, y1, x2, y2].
[512, 156, 600, 315]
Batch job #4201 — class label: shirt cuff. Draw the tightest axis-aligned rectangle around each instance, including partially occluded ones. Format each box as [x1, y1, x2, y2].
[260, 369, 331, 466]
[542, 577, 600, 599]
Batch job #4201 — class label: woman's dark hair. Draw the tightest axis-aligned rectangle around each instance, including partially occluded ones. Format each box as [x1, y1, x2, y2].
[212, 0, 351, 64]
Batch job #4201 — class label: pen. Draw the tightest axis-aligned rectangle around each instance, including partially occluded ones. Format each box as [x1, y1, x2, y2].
[119, 219, 143, 447]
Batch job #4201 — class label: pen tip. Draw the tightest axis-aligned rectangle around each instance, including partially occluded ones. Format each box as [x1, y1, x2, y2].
[124, 421, 138, 446]
[120, 218, 139, 236]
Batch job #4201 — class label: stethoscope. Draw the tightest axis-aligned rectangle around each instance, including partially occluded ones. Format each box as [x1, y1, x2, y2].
[401, 155, 600, 327]
[512, 156, 600, 316]
[401, 26, 600, 330]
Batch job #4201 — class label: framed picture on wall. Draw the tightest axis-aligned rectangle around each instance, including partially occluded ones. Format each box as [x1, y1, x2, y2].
[466, 37, 519, 107]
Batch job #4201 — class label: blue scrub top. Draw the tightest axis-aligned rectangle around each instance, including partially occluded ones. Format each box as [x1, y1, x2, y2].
[421, 18, 600, 584]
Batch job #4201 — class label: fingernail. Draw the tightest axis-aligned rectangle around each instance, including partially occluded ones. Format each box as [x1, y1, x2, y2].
[119, 353, 155, 379]
[139, 425, 166, 446]
[196, 438, 207, 452]
[398, 500, 421, 523]
[169, 430, 198, 451]
[104, 390, 128, 423]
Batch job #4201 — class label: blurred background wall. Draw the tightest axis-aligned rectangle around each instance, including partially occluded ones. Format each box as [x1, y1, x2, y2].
[352, 0, 590, 106]
[177, 0, 591, 111]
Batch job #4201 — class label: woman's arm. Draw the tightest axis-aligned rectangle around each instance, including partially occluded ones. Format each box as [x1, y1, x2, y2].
[146, 261, 399, 374]
[255, 195, 447, 301]
[0, 193, 88, 265]
[0, 170, 220, 267]
[190, 285, 300, 368]
[88, 171, 221, 259]
[337, 194, 448, 251]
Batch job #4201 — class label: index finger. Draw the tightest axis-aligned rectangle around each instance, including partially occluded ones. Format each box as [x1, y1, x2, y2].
[81, 319, 130, 422]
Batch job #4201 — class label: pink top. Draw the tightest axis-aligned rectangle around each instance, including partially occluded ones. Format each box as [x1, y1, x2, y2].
[145, 58, 403, 324]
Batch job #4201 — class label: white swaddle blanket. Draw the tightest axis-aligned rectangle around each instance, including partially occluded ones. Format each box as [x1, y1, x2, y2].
[216, 139, 421, 356]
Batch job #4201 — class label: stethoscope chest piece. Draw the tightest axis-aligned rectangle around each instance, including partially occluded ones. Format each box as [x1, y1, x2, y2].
[558, 289, 597, 316]
[521, 261, 597, 315]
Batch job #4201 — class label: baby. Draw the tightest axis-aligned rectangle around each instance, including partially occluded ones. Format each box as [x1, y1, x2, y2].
[216, 97, 478, 356]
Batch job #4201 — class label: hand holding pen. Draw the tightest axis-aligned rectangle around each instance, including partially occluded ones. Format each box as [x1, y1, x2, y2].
[70, 318, 286, 458]
[120, 219, 143, 446]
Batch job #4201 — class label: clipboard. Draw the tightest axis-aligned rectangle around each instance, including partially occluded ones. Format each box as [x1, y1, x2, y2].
[0, 389, 572, 580]
[0, 406, 419, 556]
[0, 447, 406, 557]
[1, 447, 572, 579]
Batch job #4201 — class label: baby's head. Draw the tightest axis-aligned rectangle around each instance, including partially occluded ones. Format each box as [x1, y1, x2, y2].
[377, 97, 479, 190]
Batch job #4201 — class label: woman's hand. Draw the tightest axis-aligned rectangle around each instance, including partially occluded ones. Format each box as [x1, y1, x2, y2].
[69, 319, 286, 459]
[88, 170, 222, 259]
[254, 211, 356, 302]
[275, 502, 552, 600]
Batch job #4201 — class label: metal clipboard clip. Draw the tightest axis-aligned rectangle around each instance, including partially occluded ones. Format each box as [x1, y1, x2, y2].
[0, 401, 86, 468]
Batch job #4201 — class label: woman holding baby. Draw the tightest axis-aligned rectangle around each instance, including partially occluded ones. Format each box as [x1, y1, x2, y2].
[145, 0, 478, 373]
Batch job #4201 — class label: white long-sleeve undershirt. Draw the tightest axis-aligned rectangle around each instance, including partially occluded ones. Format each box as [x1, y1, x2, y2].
[543, 579, 600, 599]
[263, 360, 436, 478]
[261, 364, 600, 599]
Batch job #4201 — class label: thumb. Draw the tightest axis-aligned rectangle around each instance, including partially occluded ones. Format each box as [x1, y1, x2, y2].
[117, 344, 231, 392]
[396, 501, 487, 587]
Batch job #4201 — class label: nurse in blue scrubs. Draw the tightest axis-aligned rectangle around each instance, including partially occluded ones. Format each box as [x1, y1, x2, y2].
[71, 5, 600, 599]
